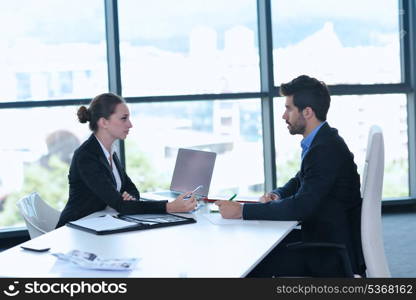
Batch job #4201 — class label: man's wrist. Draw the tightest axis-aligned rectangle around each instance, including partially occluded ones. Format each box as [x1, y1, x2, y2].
[238, 203, 244, 219]
[271, 192, 280, 200]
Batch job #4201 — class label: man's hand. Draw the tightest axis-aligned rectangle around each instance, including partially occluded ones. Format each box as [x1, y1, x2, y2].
[215, 200, 243, 219]
[259, 192, 279, 203]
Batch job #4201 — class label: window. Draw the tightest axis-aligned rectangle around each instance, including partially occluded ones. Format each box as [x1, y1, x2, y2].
[118, 0, 259, 96]
[15, 73, 31, 100]
[274, 94, 408, 198]
[0, 0, 414, 235]
[274, 99, 302, 187]
[0, 106, 90, 228]
[0, 0, 107, 102]
[125, 99, 264, 196]
[330, 94, 408, 198]
[272, 0, 401, 84]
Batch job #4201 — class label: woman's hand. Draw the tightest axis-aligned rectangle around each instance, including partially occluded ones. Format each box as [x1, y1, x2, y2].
[122, 191, 136, 201]
[166, 192, 197, 213]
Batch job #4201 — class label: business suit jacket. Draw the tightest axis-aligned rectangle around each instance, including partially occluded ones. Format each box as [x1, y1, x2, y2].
[57, 134, 167, 228]
[243, 123, 365, 275]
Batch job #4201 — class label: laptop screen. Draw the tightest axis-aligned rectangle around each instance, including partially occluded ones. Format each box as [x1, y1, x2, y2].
[170, 148, 216, 197]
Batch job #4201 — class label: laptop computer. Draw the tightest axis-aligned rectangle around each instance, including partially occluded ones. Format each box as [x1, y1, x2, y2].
[141, 148, 217, 201]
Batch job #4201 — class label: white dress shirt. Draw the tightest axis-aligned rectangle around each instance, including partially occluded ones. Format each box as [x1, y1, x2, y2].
[95, 135, 122, 192]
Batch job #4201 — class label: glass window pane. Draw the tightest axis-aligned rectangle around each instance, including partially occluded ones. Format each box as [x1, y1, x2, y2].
[272, 0, 401, 84]
[0, 107, 90, 229]
[126, 100, 264, 197]
[0, 0, 107, 102]
[330, 95, 408, 198]
[274, 100, 302, 187]
[118, 0, 259, 96]
[274, 94, 409, 199]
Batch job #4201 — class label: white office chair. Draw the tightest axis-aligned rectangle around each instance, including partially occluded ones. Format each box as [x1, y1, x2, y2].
[360, 125, 391, 277]
[17, 192, 61, 239]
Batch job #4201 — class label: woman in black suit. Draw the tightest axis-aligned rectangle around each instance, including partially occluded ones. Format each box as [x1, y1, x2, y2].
[57, 93, 196, 227]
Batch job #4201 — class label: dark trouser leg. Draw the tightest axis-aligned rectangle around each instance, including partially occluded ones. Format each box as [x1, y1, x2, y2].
[246, 229, 308, 277]
[247, 229, 355, 277]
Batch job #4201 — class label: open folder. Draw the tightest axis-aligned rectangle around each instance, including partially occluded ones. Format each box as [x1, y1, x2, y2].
[67, 214, 196, 235]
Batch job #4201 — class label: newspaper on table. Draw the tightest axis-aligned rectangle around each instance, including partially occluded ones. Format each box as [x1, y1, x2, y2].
[52, 250, 139, 271]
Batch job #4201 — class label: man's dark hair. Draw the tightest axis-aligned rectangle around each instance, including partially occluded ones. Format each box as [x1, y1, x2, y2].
[279, 75, 330, 121]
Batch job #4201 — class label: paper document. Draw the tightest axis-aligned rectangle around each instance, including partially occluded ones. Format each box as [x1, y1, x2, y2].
[52, 250, 139, 271]
[69, 215, 136, 231]
[207, 203, 219, 213]
[202, 213, 260, 225]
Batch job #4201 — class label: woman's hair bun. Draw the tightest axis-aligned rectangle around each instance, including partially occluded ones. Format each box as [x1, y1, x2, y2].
[77, 106, 90, 123]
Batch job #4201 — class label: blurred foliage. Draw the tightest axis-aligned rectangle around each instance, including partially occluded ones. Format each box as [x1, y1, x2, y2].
[124, 139, 169, 191]
[383, 158, 409, 198]
[0, 156, 68, 227]
[277, 150, 301, 188]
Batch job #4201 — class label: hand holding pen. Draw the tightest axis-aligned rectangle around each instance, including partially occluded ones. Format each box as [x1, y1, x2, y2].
[228, 193, 237, 201]
[215, 197, 243, 219]
[184, 185, 204, 200]
[167, 190, 199, 213]
[210, 193, 237, 213]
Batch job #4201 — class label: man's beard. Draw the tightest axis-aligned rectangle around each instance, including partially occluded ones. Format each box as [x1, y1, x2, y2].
[287, 117, 306, 135]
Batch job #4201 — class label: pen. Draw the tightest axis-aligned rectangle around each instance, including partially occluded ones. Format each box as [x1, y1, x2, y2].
[228, 193, 237, 201]
[191, 185, 203, 194]
[184, 185, 204, 199]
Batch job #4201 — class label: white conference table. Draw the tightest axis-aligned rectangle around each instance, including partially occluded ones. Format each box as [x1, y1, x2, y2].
[0, 205, 297, 278]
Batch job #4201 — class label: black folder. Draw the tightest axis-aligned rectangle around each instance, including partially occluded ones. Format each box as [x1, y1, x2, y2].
[67, 213, 196, 235]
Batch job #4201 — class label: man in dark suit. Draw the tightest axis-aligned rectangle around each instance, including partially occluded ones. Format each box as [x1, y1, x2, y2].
[216, 75, 365, 277]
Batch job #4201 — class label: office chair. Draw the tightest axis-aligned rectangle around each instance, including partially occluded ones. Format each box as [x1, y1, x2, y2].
[286, 125, 390, 277]
[360, 125, 390, 277]
[17, 192, 61, 239]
